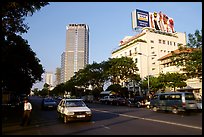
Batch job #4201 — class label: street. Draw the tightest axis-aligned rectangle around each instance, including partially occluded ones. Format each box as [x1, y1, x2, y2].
[2, 96, 202, 135]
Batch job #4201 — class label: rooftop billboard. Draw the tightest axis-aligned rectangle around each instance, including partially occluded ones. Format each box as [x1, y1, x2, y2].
[131, 9, 175, 33]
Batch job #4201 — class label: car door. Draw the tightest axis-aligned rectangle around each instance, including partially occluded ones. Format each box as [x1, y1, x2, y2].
[57, 99, 64, 113]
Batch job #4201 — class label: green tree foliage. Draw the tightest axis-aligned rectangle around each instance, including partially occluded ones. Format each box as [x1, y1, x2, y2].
[171, 29, 202, 79]
[164, 72, 187, 91]
[52, 83, 65, 97]
[61, 57, 140, 98]
[107, 57, 139, 84]
[106, 84, 122, 95]
[2, 2, 49, 95]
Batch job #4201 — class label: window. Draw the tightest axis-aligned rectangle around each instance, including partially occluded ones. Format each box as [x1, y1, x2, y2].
[185, 93, 195, 100]
[169, 94, 181, 100]
[134, 48, 137, 54]
[163, 40, 165, 44]
[135, 58, 138, 63]
[159, 39, 162, 43]
[150, 40, 154, 43]
[160, 94, 169, 100]
[153, 95, 158, 100]
[129, 50, 132, 56]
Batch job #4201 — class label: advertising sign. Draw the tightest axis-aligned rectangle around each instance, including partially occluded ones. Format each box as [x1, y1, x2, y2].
[136, 9, 150, 28]
[132, 9, 175, 33]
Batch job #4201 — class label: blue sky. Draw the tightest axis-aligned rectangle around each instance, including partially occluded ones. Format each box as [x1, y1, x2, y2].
[22, 2, 202, 89]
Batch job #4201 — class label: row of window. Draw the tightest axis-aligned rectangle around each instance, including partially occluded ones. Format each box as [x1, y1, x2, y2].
[158, 39, 177, 46]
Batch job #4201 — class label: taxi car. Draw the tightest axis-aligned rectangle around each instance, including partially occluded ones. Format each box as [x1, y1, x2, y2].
[57, 98, 92, 123]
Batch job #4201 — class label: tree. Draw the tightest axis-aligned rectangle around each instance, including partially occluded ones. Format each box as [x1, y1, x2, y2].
[171, 29, 202, 80]
[106, 57, 139, 84]
[106, 84, 122, 95]
[164, 72, 187, 91]
[1, 2, 49, 95]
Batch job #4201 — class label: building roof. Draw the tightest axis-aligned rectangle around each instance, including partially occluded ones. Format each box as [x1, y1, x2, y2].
[158, 48, 195, 61]
[119, 32, 146, 46]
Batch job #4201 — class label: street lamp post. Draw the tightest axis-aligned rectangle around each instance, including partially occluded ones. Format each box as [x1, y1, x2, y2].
[138, 53, 156, 97]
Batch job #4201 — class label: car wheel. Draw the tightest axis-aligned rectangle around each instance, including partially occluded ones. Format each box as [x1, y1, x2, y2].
[136, 102, 141, 108]
[64, 115, 68, 124]
[172, 108, 178, 114]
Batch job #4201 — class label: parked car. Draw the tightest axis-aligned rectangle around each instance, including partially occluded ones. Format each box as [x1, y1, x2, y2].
[57, 98, 92, 123]
[127, 96, 148, 108]
[112, 97, 127, 106]
[99, 95, 117, 105]
[41, 97, 57, 110]
[150, 92, 198, 114]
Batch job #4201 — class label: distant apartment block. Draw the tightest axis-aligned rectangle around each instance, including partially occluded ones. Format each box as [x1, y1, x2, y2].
[45, 72, 54, 87]
[61, 24, 89, 83]
[54, 67, 61, 86]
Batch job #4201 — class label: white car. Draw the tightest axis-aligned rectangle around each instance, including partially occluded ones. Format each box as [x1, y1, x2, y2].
[57, 98, 92, 123]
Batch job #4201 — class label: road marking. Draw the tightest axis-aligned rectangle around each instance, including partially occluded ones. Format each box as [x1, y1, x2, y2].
[92, 109, 202, 130]
[101, 125, 110, 129]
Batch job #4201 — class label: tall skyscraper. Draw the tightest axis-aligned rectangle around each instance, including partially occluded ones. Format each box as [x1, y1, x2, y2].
[61, 24, 89, 83]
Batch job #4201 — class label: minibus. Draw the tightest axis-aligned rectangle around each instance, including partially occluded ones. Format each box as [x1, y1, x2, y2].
[150, 92, 197, 114]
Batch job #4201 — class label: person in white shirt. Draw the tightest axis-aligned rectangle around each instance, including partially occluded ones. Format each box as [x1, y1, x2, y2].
[21, 97, 32, 126]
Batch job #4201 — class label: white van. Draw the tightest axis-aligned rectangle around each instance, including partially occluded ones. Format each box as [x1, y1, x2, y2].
[150, 92, 198, 114]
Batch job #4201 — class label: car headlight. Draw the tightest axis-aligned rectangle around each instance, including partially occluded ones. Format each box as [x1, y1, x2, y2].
[66, 112, 75, 115]
[86, 111, 92, 114]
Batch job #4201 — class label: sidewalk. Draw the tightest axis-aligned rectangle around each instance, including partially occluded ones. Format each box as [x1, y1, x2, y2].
[2, 106, 23, 127]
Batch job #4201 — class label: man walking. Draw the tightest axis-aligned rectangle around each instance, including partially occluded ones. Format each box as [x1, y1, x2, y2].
[21, 97, 32, 126]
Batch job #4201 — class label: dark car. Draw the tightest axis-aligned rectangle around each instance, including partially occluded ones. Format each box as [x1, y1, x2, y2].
[41, 97, 57, 110]
[112, 97, 127, 106]
[128, 96, 148, 108]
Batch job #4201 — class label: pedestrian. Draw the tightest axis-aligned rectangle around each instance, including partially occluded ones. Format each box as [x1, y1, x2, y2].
[20, 97, 32, 126]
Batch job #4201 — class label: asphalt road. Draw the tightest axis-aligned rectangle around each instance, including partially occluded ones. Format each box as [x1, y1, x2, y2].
[2, 96, 202, 135]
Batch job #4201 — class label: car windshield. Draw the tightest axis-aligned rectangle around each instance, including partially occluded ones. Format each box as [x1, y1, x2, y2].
[65, 100, 86, 107]
[44, 98, 55, 102]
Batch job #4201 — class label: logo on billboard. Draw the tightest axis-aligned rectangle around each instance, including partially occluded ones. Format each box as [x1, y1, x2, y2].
[132, 9, 175, 33]
[136, 9, 150, 28]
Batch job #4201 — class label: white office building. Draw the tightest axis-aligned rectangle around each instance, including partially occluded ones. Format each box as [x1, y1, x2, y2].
[111, 27, 187, 93]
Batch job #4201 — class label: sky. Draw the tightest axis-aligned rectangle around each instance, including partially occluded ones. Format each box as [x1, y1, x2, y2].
[21, 2, 202, 89]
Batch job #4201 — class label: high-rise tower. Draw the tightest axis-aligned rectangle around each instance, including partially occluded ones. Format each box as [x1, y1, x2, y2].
[61, 24, 89, 83]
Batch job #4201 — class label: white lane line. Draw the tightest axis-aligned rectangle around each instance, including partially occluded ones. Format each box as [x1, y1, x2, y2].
[92, 109, 202, 130]
[101, 125, 111, 129]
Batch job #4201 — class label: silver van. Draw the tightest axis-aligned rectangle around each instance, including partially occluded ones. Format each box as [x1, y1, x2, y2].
[150, 92, 197, 114]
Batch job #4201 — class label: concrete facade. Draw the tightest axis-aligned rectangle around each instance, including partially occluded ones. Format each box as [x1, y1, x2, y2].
[61, 24, 89, 83]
